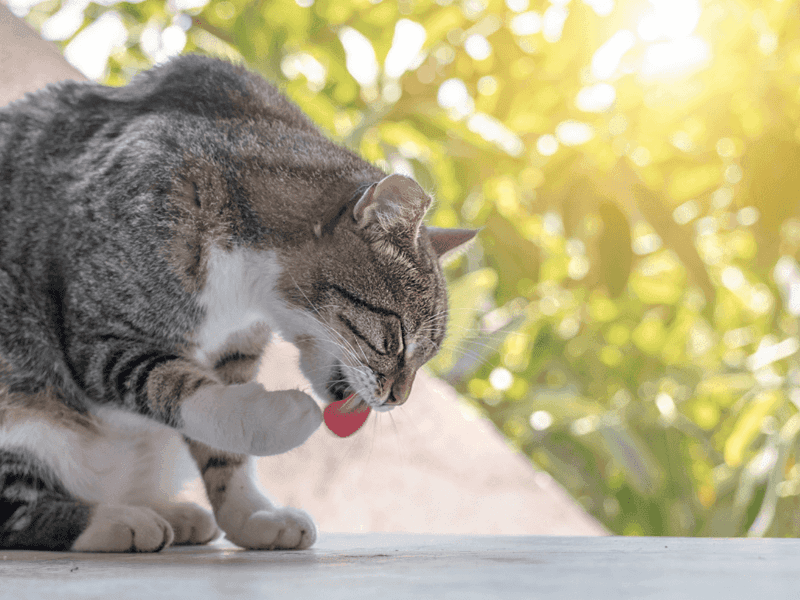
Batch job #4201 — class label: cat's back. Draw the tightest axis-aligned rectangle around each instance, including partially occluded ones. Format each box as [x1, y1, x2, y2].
[0, 55, 322, 174]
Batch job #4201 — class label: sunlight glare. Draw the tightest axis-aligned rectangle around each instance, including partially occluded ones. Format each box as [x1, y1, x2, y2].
[489, 367, 513, 391]
[464, 34, 492, 60]
[556, 120, 594, 145]
[505, 0, 530, 12]
[542, 5, 569, 43]
[339, 27, 378, 87]
[41, 0, 88, 41]
[575, 83, 616, 112]
[530, 410, 553, 431]
[281, 53, 327, 91]
[510, 12, 542, 36]
[173, 0, 210, 9]
[437, 78, 474, 119]
[591, 30, 636, 80]
[640, 37, 710, 79]
[582, 0, 614, 17]
[774, 257, 800, 316]
[467, 113, 524, 156]
[537, 134, 559, 156]
[637, 0, 701, 41]
[64, 11, 127, 80]
[384, 19, 427, 79]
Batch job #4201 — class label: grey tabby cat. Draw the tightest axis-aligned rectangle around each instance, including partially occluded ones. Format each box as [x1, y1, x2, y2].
[0, 55, 475, 551]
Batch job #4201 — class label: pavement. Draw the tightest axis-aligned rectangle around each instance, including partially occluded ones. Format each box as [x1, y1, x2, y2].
[1, 534, 796, 599]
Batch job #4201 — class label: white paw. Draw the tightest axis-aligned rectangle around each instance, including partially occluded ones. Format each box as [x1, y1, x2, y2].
[71, 505, 174, 553]
[152, 502, 219, 546]
[182, 383, 322, 456]
[224, 507, 317, 550]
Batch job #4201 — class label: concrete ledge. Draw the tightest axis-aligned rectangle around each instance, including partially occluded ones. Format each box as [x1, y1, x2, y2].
[1, 535, 796, 599]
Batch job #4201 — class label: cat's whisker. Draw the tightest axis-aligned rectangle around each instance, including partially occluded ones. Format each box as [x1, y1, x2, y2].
[303, 306, 369, 367]
[386, 410, 409, 469]
[300, 316, 365, 368]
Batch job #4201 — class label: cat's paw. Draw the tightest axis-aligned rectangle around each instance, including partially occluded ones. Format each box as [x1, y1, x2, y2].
[71, 505, 174, 552]
[183, 382, 322, 456]
[223, 507, 317, 550]
[152, 502, 220, 546]
[241, 385, 322, 456]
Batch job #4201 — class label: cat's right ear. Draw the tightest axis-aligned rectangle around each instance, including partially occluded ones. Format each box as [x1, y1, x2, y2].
[353, 174, 431, 244]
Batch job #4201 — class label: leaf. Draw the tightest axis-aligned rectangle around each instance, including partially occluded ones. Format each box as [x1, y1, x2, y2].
[725, 390, 783, 468]
[443, 314, 524, 385]
[427, 268, 497, 375]
[667, 164, 721, 204]
[598, 200, 632, 297]
[598, 417, 664, 497]
[747, 414, 800, 537]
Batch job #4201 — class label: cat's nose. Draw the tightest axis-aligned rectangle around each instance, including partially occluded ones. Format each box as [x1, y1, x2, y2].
[384, 391, 405, 406]
[385, 374, 414, 406]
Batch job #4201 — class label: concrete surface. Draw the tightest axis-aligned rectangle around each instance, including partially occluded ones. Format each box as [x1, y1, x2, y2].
[1, 534, 796, 599]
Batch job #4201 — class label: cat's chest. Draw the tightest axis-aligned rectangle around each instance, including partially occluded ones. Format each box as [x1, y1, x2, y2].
[191, 247, 284, 367]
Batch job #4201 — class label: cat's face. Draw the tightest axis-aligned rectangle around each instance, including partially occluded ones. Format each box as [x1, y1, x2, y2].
[275, 174, 474, 411]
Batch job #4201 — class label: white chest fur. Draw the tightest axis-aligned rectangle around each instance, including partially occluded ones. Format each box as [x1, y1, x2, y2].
[192, 247, 283, 366]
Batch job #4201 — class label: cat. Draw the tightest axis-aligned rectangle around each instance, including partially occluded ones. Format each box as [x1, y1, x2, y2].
[0, 54, 476, 552]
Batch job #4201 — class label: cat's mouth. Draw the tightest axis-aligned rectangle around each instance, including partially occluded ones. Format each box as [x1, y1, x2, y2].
[326, 364, 354, 403]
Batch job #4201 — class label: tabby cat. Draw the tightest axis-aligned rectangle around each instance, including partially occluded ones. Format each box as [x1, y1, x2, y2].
[0, 55, 475, 551]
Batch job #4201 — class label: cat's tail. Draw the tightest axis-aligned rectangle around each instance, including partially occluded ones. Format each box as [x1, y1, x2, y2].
[0, 448, 92, 550]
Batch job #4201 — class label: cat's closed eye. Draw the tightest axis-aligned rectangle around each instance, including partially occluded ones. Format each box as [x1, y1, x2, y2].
[337, 312, 402, 357]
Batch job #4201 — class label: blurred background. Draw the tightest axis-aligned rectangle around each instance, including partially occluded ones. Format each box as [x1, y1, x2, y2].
[5, 0, 800, 538]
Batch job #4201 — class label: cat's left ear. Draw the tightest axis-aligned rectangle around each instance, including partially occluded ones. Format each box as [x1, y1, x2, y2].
[353, 174, 431, 243]
[425, 227, 479, 264]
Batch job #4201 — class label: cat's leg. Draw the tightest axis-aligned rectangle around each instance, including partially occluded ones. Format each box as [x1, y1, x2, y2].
[0, 448, 173, 552]
[185, 439, 316, 549]
[183, 333, 315, 549]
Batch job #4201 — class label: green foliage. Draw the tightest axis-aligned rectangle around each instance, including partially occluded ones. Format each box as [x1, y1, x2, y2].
[15, 0, 800, 536]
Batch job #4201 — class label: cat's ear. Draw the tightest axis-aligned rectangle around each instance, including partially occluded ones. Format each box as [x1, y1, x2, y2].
[426, 227, 479, 264]
[353, 174, 431, 241]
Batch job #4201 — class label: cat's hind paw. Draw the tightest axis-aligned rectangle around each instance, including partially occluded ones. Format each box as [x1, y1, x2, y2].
[152, 502, 220, 546]
[71, 505, 174, 552]
[224, 507, 317, 550]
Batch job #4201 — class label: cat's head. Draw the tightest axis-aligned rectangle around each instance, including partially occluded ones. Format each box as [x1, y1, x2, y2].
[274, 174, 475, 412]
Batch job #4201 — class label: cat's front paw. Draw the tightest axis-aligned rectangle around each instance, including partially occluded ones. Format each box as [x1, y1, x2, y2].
[182, 383, 323, 456]
[224, 507, 317, 550]
[71, 505, 174, 552]
[234, 383, 322, 456]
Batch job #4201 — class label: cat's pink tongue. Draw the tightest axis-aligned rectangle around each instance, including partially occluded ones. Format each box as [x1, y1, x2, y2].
[324, 394, 370, 438]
